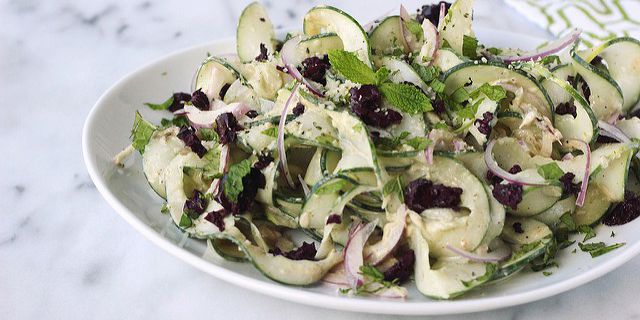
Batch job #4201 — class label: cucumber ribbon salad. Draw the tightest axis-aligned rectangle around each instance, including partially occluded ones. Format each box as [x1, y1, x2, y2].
[116, 0, 640, 299]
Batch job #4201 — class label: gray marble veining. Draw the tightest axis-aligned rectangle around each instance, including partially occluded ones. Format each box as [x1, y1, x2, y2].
[0, 0, 636, 319]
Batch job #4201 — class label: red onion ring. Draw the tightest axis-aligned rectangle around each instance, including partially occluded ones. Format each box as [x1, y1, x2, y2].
[278, 84, 299, 187]
[280, 36, 324, 97]
[211, 144, 230, 195]
[344, 220, 377, 289]
[484, 140, 548, 186]
[424, 147, 434, 165]
[298, 174, 310, 197]
[500, 29, 582, 63]
[421, 19, 440, 66]
[598, 120, 631, 143]
[446, 244, 511, 263]
[438, 2, 447, 29]
[567, 139, 591, 207]
[399, 5, 420, 53]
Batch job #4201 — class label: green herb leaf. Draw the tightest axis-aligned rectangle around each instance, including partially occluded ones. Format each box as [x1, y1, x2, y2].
[328, 49, 377, 85]
[223, 159, 252, 202]
[383, 177, 403, 199]
[379, 82, 433, 114]
[434, 121, 449, 130]
[611, 231, 616, 238]
[199, 128, 219, 141]
[486, 47, 502, 55]
[578, 241, 625, 258]
[360, 264, 385, 282]
[451, 87, 470, 103]
[577, 225, 596, 242]
[461, 264, 496, 287]
[160, 203, 169, 214]
[412, 63, 440, 83]
[469, 83, 507, 102]
[316, 134, 338, 146]
[537, 162, 565, 180]
[430, 78, 446, 93]
[375, 67, 391, 85]
[462, 35, 478, 59]
[405, 137, 431, 150]
[404, 19, 423, 39]
[179, 213, 192, 228]
[130, 111, 157, 153]
[145, 96, 174, 110]
[261, 126, 278, 138]
[542, 271, 553, 276]
[560, 212, 576, 231]
[203, 147, 222, 179]
[540, 55, 561, 66]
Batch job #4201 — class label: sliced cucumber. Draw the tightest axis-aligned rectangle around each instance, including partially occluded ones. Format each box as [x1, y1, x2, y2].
[303, 6, 372, 66]
[264, 206, 298, 228]
[289, 33, 344, 67]
[237, 2, 276, 62]
[439, 0, 475, 57]
[589, 37, 640, 112]
[410, 224, 495, 300]
[533, 196, 576, 227]
[541, 64, 598, 144]
[381, 56, 429, 92]
[405, 156, 491, 257]
[502, 217, 552, 245]
[195, 56, 241, 101]
[616, 117, 640, 139]
[510, 171, 563, 217]
[571, 50, 623, 121]
[572, 184, 611, 226]
[142, 127, 185, 199]
[212, 226, 342, 285]
[590, 146, 633, 202]
[493, 236, 551, 280]
[442, 62, 554, 119]
[480, 184, 506, 246]
[369, 16, 415, 56]
[434, 48, 465, 72]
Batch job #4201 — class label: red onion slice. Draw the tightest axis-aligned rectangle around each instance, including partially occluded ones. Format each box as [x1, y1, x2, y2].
[399, 5, 420, 53]
[500, 29, 581, 63]
[211, 144, 230, 195]
[344, 220, 377, 289]
[421, 19, 440, 66]
[598, 120, 631, 143]
[446, 244, 511, 263]
[437, 2, 447, 29]
[278, 84, 299, 187]
[322, 264, 348, 286]
[424, 147, 434, 165]
[280, 36, 324, 97]
[364, 205, 407, 265]
[484, 140, 548, 186]
[567, 139, 591, 207]
[298, 174, 310, 197]
[183, 103, 250, 128]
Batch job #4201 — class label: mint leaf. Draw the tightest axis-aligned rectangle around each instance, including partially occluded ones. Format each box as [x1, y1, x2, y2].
[179, 213, 192, 228]
[470, 83, 507, 102]
[379, 82, 433, 114]
[560, 212, 576, 231]
[486, 47, 502, 55]
[203, 147, 221, 178]
[199, 128, 219, 141]
[316, 134, 338, 146]
[375, 67, 391, 85]
[261, 126, 278, 138]
[383, 177, 403, 199]
[328, 49, 377, 85]
[405, 137, 431, 150]
[462, 35, 478, 59]
[540, 55, 561, 66]
[223, 159, 252, 202]
[451, 87, 470, 103]
[404, 19, 423, 39]
[430, 78, 446, 93]
[130, 111, 157, 153]
[577, 225, 596, 242]
[542, 271, 553, 276]
[537, 162, 565, 180]
[145, 96, 174, 110]
[360, 264, 385, 282]
[579, 242, 625, 257]
[412, 63, 440, 83]
[160, 116, 189, 129]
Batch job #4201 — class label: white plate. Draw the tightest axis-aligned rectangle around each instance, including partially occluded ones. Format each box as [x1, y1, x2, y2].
[82, 27, 640, 315]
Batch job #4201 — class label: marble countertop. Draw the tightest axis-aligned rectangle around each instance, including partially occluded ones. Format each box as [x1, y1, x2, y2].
[2, 0, 638, 319]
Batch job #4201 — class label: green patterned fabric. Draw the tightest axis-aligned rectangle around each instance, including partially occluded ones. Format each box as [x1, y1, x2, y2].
[505, 0, 640, 47]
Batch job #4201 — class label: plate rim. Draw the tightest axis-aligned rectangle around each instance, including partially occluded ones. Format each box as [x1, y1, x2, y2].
[82, 27, 640, 315]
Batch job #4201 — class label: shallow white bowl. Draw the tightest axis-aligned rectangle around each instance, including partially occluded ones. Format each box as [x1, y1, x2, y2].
[82, 27, 640, 315]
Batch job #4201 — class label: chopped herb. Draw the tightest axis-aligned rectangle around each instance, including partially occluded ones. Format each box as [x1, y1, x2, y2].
[379, 82, 433, 114]
[130, 111, 157, 153]
[487, 47, 502, 55]
[577, 225, 596, 242]
[203, 147, 221, 178]
[160, 203, 169, 214]
[430, 78, 446, 93]
[199, 128, 219, 141]
[462, 35, 479, 59]
[328, 49, 377, 85]
[179, 213, 192, 228]
[340, 264, 400, 296]
[405, 137, 431, 150]
[261, 126, 278, 138]
[578, 242, 625, 258]
[560, 212, 576, 231]
[540, 55, 561, 66]
[452, 87, 470, 103]
[469, 83, 507, 102]
[223, 159, 253, 202]
[316, 134, 337, 146]
[316, 180, 348, 195]
[542, 271, 553, 276]
[383, 177, 403, 199]
[461, 264, 496, 287]
[145, 96, 174, 110]
[611, 231, 616, 238]
[537, 162, 565, 180]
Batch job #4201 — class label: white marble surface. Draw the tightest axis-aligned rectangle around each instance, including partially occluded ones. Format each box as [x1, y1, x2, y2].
[2, 0, 638, 319]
